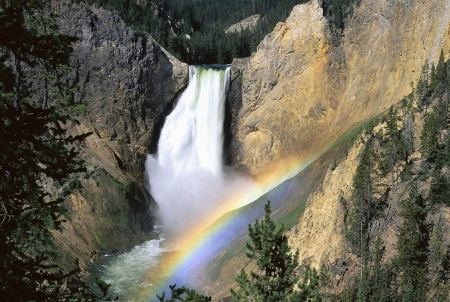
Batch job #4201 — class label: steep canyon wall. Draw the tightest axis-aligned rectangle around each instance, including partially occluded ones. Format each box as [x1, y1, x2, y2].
[229, 0, 450, 176]
[51, 1, 188, 269]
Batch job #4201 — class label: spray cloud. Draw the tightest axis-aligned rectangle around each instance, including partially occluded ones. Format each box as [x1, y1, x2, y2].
[146, 66, 255, 241]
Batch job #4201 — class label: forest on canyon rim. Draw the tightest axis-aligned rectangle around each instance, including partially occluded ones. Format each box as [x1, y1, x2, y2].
[77, 0, 358, 64]
[1, 0, 450, 301]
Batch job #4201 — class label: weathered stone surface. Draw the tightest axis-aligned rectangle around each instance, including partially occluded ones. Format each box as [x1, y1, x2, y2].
[286, 138, 364, 291]
[225, 14, 261, 34]
[286, 122, 450, 293]
[50, 1, 188, 269]
[230, 0, 450, 176]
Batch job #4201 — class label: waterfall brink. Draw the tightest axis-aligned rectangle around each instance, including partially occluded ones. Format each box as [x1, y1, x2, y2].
[146, 65, 238, 238]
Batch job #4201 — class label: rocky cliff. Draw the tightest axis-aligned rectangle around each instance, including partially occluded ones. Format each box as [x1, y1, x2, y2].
[50, 1, 188, 270]
[207, 0, 450, 298]
[229, 0, 450, 176]
[286, 137, 363, 291]
[287, 120, 450, 295]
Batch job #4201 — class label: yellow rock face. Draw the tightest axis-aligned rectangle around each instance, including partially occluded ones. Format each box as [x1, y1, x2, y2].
[286, 138, 364, 289]
[231, 0, 450, 176]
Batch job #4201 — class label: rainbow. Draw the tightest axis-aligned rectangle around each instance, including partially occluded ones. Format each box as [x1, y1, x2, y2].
[132, 156, 311, 301]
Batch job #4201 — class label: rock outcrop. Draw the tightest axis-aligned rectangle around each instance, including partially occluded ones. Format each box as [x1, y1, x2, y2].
[225, 14, 261, 34]
[229, 0, 450, 175]
[287, 121, 450, 293]
[50, 1, 188, 269]
[286, 138, 363, 290]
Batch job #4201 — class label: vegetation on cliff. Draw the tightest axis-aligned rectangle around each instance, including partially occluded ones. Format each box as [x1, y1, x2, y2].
[230, 201, 319, 302]
[340, 51, 450, 301]
[73, 0, 362, 64]
[156, 44, 450, 302]
[0, 1, 114, 300]
[322, 0, 360, 31]
[154, 51, 450, 302]
[75, 0, 309, 64]
[240, 201, 300, 299]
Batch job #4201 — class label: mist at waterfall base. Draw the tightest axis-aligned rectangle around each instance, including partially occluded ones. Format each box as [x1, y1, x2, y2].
[144, 66, 259, 290]
[146, 66, 255, 240]
[87, 66, 255, 300]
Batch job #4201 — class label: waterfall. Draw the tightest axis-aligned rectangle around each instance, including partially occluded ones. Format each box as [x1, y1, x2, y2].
[146, 66, 232, 237]
[157, 66, 229, 176]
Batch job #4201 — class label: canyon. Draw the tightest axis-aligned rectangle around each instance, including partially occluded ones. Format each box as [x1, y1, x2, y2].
[211, 0, 450, 298]
[48, 0, 450, 299]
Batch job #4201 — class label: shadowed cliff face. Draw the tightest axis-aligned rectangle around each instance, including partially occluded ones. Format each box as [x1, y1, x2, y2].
[56, 1, 188, 176]
[229, 0, 450, 176]
[50, 1, 188, 270]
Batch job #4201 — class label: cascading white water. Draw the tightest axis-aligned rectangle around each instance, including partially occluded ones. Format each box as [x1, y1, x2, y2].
[157, 66, 229, 177]
[146, 65, 244, 237]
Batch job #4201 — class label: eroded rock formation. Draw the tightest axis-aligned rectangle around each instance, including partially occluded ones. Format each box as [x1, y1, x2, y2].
[50, 1, 188, 269]
[229, 0, 450, 175]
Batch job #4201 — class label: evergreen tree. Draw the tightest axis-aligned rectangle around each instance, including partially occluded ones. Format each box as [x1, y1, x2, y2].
[401, 280, 415, 302]
[380, 107, 405, 185]
[416, 60, 431, 109]
[427, 167, 449, 207]
[392, 183, 429, 302]
[431, 50, 447, 94]
[420, 112, 439, 162]
[345, 138, 378, 257]
[356, 261, 370, 302]
[156, 284, 211, 302]
[428, 216, 450, 301]
[341, 285, 357, 302]
[230, 201, 303, 302]
[368, 238, 389, 302]
[318, 264, 332, 300]
[0, 1, 113, 300]
[295, 265, 321, 302]
[83, 0, 313, 64]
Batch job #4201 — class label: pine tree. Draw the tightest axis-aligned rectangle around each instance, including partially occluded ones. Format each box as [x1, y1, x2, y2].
[420, 112, 439, 162]
[318, 264, 332, 300]
[341, 285, 357, 302]
[392, 183, 429, 302]
[295, 265, 321, 302]
[432, 50, 447, 94]
[0, 1, 113, 300]
[356, 261, 370, 302]
[427, 167, 449, 207]
[346, 138, 377, 257]
[230, 201, 302, 302]
[416, 60, 431, 108]
[428, 216, 450, 301]
[381, 107, 405, 185]
[402, 280, 415, 302]
[369, 238, 389, 302]
[156, 284, 211, 302]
